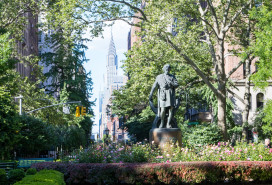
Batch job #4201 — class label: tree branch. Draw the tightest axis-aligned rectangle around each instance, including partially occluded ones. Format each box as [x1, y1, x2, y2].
[227, 88, 244, 104]
[73, 14, 141, 26]
[198, 3, 218, 69]
[222, 0, 251, 33]
[226, 52, 251, 79]
[158, 33, 218, 96]
[207, 0, 220, 35]
[222, 0, 231, 29]
[1, 9, 33, 29]
[101, 0, 148, 21]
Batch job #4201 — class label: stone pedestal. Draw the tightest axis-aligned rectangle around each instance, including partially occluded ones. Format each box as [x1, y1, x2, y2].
[149, 128, 182, 147]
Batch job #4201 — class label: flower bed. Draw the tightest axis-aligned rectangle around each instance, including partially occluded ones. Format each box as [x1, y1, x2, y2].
[69, 142, 272, 163]
[31, 161, 272, 184]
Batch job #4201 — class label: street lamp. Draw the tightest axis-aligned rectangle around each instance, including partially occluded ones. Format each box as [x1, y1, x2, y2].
[15, 95, 23, 115]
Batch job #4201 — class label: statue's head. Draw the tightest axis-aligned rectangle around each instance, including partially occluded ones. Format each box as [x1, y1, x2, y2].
[163, 64, 170, 74]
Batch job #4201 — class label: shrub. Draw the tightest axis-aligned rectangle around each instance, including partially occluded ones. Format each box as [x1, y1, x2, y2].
[0, 169, 8, 185]
[26, 168, 37, 175]
[7, 169, 25, 184]
[182, 123, 223, 146]
[14, 169, 65, 185]
[31, 161, 272, 184]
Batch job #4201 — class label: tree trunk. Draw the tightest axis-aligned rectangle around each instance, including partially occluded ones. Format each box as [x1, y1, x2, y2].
[217, 39, 228, 141]
[242, 1, 253, 141]
[242, 59, 251, 140]
[217, 89, 228, 141]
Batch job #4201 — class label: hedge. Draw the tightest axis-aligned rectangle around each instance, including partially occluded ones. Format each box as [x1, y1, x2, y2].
[7, 168, 25, 184]
[0, 169, 8, 185]
[30, 161, 272, 184]
[14, 169, 65, 185]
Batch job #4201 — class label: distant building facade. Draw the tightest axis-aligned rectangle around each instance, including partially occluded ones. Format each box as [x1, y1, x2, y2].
[16, 11, 38, 79]
[99, 33, 128, 141]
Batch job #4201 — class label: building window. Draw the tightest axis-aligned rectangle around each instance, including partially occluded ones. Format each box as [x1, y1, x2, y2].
[257, 93, 264, 109]
[38, 31, 42, 43]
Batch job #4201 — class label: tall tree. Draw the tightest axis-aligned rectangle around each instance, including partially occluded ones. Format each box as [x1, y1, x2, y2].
[250, 1, 272, 132]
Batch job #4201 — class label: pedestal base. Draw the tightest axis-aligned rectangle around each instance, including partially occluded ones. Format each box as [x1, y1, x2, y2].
[149, 128, 182, 147]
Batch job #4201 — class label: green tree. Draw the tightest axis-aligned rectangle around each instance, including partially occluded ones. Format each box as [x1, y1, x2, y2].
[0, 87, 22, 160]
[250, 2, 272, 136]
[16, 115, 56, 156]
[0, 0, 38, 36]
[251, 2, 272, 89]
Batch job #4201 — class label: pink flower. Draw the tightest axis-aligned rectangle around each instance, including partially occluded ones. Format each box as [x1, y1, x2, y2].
[117, 148, 124, 152]
[156, 156, 163, 159]
[269, 149, 272, 153]
[166, 160, 170, 163]
[259, 155, 263, 159]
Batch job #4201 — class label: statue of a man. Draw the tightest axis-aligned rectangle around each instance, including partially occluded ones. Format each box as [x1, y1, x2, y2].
[149, 64, 179, 128]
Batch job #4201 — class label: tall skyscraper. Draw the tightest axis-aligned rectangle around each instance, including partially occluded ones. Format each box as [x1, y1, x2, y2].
[106, 33, 118, 89]
[99, 31, 128, 141]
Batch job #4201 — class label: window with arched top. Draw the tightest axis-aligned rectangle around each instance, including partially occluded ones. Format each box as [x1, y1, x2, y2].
[257, 93, 264, 109]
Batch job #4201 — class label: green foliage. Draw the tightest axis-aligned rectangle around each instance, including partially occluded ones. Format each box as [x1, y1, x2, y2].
[124, 107, 153, 141]
[15, 115, 55, 155]
[0, 0, 39, 38]
[252, 101, 272, 140]
[26, 168, 37, 175]
[251, 3, 272, 89]
[182, 123, 223, 147]
[0, 32, 17, 76]
[262, 100, 272, 136]
[0, 169, 8, 185]
[228, 125, 243, 141]
[0, 87, 22, 160]
[15, 170, 65, 185]
[8, 169, 25, 184]
[201, 85, 235, 128]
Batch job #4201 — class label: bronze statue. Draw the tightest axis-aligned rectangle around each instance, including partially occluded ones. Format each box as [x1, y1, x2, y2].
[149, 64, 180, 128]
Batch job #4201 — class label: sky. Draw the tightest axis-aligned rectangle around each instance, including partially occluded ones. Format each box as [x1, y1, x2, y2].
[83, 21, 131, 134]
